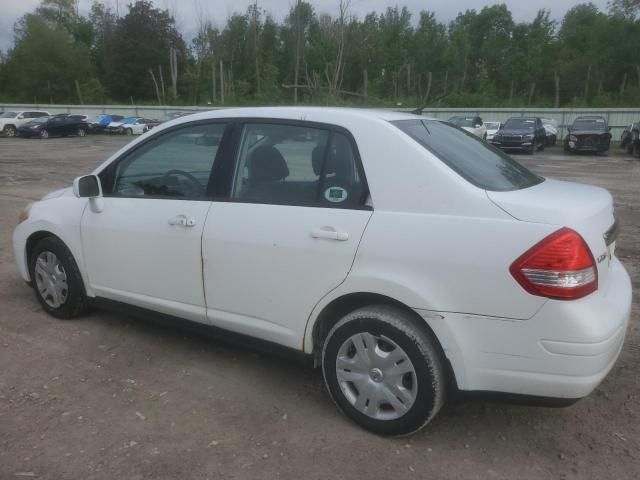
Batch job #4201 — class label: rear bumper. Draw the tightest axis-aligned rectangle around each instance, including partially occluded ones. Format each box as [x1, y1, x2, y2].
[418, 257, 632, 399]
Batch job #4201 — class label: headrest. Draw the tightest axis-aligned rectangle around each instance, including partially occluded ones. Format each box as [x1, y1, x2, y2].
[247, 146, 289, 184]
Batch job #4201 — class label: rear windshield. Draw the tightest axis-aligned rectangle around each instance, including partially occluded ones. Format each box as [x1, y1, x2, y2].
[572, 118, 607, 131]
[504, 118, 535, 130]
[392, 119, 543, 192]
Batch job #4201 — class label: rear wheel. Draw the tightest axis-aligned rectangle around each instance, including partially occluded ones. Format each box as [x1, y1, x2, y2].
[125, 128, 133, 136]
[322, 305, 446, 436]
[4, 125, 17, 137]
[29, 236, 89, 319]
[77, 127, 86, 137]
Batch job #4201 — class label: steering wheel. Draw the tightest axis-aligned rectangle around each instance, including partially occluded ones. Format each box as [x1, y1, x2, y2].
[161, 169, 203, 197]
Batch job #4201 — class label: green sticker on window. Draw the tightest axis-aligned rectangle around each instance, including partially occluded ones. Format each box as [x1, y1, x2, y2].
[324, 187, 348, 203]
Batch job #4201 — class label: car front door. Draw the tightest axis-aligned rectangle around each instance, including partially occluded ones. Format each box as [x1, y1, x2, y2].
[202, 120, 373, 349]
[81, 121, 231, 323]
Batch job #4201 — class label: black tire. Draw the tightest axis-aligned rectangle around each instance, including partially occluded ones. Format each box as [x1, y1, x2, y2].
[77, 128, 86, 137]
[538, 140, 545, 152]
[322, 305, 446, 436]
[125, 128, 133, 136]
[40, 129, 49, 139]
[29, 236, 89, 319]
[4, 125, 17, 137]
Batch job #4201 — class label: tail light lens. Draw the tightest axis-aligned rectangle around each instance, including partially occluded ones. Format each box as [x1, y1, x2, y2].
[510, 228, 597, 300]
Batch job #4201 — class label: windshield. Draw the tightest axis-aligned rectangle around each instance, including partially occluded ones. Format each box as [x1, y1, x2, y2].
[541, 119, 556, 127]
[572, 118, 607, 131]
[485, 122, 500, 130]
[392, 119, 543, 192]
[504, 118, 535, 130]
[448, 117, 475, 127]
[1, 111, 18, 119]
[28, 117, 49, 124]
[121, 117, 137, 124]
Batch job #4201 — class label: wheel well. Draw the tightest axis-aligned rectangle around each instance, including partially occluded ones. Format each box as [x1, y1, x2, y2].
[25, 231, 59, 266]
[311, 292, 459, 392]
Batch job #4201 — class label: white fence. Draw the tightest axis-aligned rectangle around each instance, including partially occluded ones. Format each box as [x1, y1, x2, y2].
[2, 104, 638, 139]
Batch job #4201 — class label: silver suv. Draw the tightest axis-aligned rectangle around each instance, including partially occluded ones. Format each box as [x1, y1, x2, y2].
[0, 110, 51, 137]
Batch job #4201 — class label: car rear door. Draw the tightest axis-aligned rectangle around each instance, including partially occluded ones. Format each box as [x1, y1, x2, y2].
[82, 121, 231, 323]
[201, 120, 372, 349]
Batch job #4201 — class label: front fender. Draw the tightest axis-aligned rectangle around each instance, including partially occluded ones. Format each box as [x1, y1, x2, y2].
[12, 192, 94, 297]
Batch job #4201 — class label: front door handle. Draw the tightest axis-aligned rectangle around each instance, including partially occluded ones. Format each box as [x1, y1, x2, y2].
[168, 214, 196, 227]
[311, 227, 349, 241]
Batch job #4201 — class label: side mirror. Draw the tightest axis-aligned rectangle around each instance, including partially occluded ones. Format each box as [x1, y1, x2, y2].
[474, 124, 482, 129]
[17, 115, 24, 119]
[73, 174, 102, 198]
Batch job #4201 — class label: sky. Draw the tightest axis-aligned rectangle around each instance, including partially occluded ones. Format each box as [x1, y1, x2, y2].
[0, 0, 612, 52]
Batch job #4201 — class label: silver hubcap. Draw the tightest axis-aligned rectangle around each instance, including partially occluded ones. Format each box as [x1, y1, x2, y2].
[336, 332, 417, 420]
[34, 251, 68, 308]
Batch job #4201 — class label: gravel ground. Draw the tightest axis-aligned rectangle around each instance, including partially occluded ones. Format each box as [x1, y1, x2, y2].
[0, 135, 638, 480]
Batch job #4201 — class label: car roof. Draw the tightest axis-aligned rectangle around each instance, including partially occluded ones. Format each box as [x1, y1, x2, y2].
[167, 107, 425, 127]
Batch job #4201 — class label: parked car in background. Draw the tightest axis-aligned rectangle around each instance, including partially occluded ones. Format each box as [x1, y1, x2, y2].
[484, 121, 501, 142]
[491, 117, 547, 153]
[541, 118, 558, 145]
[627, 123, 640, 157]
[621, 122, 639, 154]
[564, 116, 611, 154]
[0, 110, 50, 137]
[13, 107, 631, 436]
[17, 114, 89, 139]
[159, 111, 193, 123]
[447, 115, 487, 139]
[88, 114, 124, 134]
[107, 117, 151, 135]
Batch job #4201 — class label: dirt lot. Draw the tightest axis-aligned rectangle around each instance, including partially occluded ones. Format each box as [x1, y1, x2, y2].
[0, 135, 638, 480]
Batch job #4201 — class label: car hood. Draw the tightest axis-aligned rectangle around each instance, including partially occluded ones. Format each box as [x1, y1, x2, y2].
[570, 130, 609, 136]
[499, 128, 534, 135]
[41, 187, 70, 201]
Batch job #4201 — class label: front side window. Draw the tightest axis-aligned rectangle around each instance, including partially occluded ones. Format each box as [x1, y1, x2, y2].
[102, 123, 226, 199]
[231, 122, 365, 208]
[392, 119, 543, 192]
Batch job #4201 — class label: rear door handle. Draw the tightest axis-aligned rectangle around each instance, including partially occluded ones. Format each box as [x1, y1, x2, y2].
[168, 214, 196, 227]
[311, 227, 349, 241]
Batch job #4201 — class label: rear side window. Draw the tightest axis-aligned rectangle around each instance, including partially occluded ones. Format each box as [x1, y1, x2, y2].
[231, 123, 366, 208]
[392, 119, 543, 192]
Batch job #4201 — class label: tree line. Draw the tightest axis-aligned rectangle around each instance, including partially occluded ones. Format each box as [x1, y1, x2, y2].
[0, 0, 639, 108]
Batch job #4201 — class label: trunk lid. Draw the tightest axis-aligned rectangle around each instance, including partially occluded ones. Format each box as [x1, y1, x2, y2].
[487, 179, 617, 289]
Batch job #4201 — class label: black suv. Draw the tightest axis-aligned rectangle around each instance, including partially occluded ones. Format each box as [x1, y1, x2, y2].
[564, 116, 611, 154]
[490, 117, 546, 153]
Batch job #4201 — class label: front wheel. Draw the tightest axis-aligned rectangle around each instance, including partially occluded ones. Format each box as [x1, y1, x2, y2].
[29, 236, 89, 319]
[77, 128, 86, 137]
[322, 305, 446, 436]
[125, 128, 133, 136]
[40, 129, 49, 139]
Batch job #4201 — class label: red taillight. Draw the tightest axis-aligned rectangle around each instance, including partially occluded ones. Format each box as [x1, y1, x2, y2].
[510, 228, 598, 300]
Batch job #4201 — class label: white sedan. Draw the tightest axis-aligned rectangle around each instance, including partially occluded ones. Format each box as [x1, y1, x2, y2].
[13, 107, 631, 435]
[484, 121, 501, 141]
[448, 115, 488, 139]
[107, 117, 149, 135]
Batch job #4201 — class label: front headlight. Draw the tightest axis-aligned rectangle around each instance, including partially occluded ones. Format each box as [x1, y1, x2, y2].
[569, 135, 578, 141]
[524, 134, 534, 140]
[18, 202, 33, 224]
